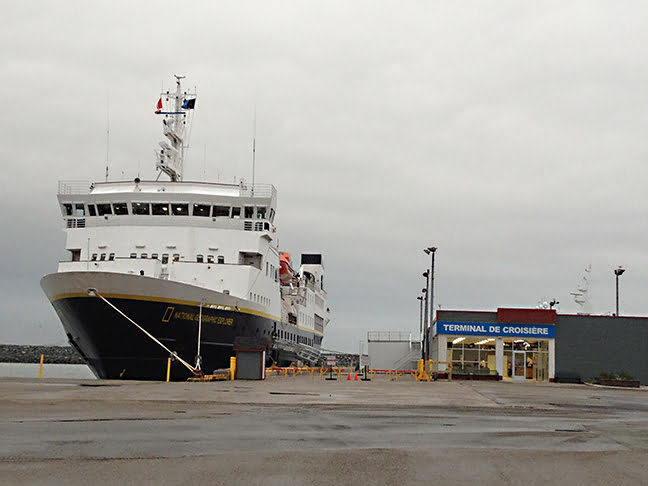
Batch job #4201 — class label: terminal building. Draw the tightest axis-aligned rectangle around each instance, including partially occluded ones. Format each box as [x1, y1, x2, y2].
[428, 308, 648, 384]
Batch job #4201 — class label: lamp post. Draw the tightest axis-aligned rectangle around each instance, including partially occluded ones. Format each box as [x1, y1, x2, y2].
[417, 295, 424, 358]
[614, 266, 625, 316]
[423, 247, 437, 358]
[417, 289, 426, 359]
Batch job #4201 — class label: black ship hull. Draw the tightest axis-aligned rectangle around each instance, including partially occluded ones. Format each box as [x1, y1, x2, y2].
[41, 272, 318, 380]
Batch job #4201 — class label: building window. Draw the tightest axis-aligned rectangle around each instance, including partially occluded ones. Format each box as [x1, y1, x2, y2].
[152, 203, 169, 215]
[193, 204, 210, 217]
[171, 204, 189, 216]
[96, 203, 112, 216]
[132, 202, 150, 215]
[213, 205, 230, 217]
[112, 202, 128, 215]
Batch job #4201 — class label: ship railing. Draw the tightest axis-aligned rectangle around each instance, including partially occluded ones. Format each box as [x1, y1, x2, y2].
[367, 330, 413, 342]
[238, 183, 276, 199]
[58, 181, 92, 195]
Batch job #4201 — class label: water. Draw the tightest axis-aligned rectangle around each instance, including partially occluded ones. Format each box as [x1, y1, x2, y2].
[0, 363, 96, 379]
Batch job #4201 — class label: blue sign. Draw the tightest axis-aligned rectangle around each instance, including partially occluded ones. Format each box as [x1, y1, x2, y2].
[435, 321, 555, 339]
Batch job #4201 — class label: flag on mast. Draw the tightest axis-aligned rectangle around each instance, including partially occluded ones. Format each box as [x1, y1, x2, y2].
[182, 98, 196, 110]
[155, 98, 163, 114]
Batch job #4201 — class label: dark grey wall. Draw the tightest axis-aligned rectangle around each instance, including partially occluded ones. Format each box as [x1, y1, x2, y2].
[436, 311, 497, 323]
[556, 314, 648, 384]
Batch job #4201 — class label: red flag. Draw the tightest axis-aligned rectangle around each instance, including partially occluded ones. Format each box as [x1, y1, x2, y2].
[155, 98, 162, 114]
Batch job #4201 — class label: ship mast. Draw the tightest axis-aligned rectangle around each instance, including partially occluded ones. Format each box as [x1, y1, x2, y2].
[155, 75, 196, 182]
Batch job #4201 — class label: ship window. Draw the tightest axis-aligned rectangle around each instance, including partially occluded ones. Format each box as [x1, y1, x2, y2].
[193, 204, 210, 217]
[207, 255, 214, 263]
[100, 253, 106, 261]
[172, 204, 188, 216]
[162, 253, 169, 264]
[62, 203, 73, 216]
[75, 204, 85, 216]
[151, 253, 159, 260]
[231, 207, 241, 219]
[269, 208, 275, 223]
[172, 253, 180, 262]
[213, 205, 230, 217]
[132, 202, 150, 215]
[96, 203, 112, 216]
[152, 203, 169, 215]
[91, 253, 97, 261]
[256, 206, 267, 219]
[130, 253, 137, 258]
[112, 202, 128, 215]
[141, 253, 147, 259]
[217, 256, 224, 264]
[197, 254, 204, 263]
[88, 204, 97, 216]
[244, 206, 254, 219]
[264, 222, 269, 231]
[109, 253, 115, 261]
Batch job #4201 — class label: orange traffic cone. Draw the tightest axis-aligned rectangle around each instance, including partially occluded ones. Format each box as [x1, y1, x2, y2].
[354, 373, 358, 381]
[347, 371, 351, 381]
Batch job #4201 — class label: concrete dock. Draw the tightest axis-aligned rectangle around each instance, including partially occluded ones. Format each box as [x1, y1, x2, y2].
[1, 375, 647, 485]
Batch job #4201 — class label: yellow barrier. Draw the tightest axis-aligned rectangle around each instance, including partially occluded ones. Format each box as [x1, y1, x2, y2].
[230, 356, 237, 380]
[38, 354, 44, 379]
[166, 358, 171, 382]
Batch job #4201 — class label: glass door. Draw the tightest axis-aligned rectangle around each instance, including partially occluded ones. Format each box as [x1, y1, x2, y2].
[513, 351, 526, 380]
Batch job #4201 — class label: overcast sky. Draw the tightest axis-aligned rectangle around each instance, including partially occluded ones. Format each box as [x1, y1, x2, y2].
[2, 1, 648, 353]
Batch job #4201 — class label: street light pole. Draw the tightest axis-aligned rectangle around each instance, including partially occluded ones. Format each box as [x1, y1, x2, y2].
[423, 247, 437, 359]
[417, 295, 424, 358]
[614, 266, 625, 316]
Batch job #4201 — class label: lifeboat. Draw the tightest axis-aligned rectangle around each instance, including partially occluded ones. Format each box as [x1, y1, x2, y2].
[279, 252, 294, 284]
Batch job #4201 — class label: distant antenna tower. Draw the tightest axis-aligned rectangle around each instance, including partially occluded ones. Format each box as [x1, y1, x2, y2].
[570, 265, 592, 314]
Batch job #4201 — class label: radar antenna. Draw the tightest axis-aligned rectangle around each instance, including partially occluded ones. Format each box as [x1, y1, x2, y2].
[570, 264, 592, 315]
[154, 75, 197, 182]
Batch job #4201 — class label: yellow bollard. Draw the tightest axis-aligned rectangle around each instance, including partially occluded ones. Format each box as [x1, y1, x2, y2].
[230, 356, 237, 380]
[38, 354, 44, 379]
[166, 358, 171, 382]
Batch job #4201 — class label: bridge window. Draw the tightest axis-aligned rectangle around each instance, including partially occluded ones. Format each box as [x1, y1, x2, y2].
[152, 203, 169, 215]
[112, 203, 128, 215]
[269, 208, 275, 223]
[97, 203, 112, 215]
[132, 202, 150, 215]
[256, 206, 267, 219]
[162, 253, 169, 264]
[172, 253, 180, 262]
[88, 204, 97, 216]
[213, 205, 230, 217]
[207, 255, 214, 263]
[141, 253, 147, 259]
[172, 204, 188, 216]
[62, 203, 73, 216]
[130, 253, 137, 258]
[231, 207, 241, 219]
[244, 206, 254, 219]
[91, 253, 97, 261]
[99, 253, 106, 261]
[109, 253, 115, 261]
[193, 204, 210, 217]
[151, 253, 159, 260]
[75, 204, 85, 216]
[217, 256, 224, 264]
[197, 254, 204, 263]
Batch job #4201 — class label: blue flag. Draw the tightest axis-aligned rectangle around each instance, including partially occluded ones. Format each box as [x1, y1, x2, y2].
[182, 98, 196, 110]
